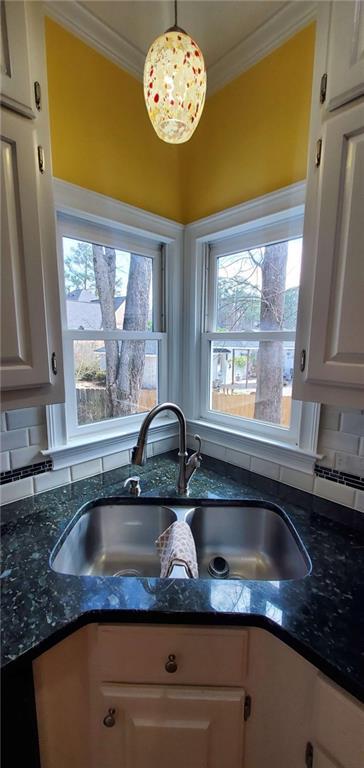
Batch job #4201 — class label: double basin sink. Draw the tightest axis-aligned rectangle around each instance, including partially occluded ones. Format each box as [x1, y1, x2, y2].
[51, 499, 311, 581]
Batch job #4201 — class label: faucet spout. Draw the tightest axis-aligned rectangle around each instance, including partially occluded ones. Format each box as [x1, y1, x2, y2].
[131, 402, 201, 495]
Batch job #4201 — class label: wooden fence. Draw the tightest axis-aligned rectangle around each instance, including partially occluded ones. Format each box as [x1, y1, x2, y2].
[212, 392, 292, 426]
[76, 386, 291, 428]
[76, 386, 156, 424]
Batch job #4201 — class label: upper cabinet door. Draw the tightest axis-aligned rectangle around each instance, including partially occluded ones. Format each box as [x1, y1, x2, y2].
[326, 0, 364, 110]
[294, 101, 364, 405]
[1, 109, 51, 390]
[0, 1, 34, 118]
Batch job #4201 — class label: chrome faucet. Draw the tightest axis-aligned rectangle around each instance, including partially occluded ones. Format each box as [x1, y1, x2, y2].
[131, 402, 202, 495]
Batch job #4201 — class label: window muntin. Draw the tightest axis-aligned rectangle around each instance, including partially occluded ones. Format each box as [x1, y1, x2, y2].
[202, 235, 303, 442]
[59, 221, 165, 437]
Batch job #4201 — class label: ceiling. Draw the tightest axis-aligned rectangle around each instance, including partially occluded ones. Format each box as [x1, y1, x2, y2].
[80, 0, 288, 68]
[47, 1, 316, 93]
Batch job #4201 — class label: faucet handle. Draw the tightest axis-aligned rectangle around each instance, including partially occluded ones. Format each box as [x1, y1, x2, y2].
[124, 476, 141, 497]
[193, 434, 202, 459]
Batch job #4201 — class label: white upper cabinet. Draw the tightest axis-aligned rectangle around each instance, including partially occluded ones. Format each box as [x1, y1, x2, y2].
[0, 2, 64, 409]
[293, 2, 364, 408]
[0, 0, 34, 117]
[1, 111, 51, 390]
[325, 0, 364, 111]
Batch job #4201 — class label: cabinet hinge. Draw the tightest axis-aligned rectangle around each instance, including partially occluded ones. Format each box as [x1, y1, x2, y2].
[243, 694, 251, 721]
[51, 352, 58, 375]
[37, 146, 45, 174]
[34, 81, 41, 111]
[315, 138, 322, 168]
[320, 72, 327, 104]
[305, 742, 314, 768]
[300, 349, 306, 372]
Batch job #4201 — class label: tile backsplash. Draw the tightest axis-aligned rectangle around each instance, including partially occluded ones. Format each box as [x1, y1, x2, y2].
[1, 404, 363, 512]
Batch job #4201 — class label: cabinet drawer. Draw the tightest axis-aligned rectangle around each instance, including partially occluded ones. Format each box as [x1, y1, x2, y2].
[95, 625, 248, 687]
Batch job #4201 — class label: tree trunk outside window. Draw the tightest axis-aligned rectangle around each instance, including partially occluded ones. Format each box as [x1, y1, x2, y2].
[254, 242, 288, 423]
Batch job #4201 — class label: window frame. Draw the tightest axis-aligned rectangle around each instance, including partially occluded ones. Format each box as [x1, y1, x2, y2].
[46, 180, 183, 467]
[58, 215, 167, 439]
[201, 231, 303, 446]
[183, 182, 320, 468]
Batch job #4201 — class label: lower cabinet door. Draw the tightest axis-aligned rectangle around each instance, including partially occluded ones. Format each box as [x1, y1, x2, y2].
[94, 684, 245, 768]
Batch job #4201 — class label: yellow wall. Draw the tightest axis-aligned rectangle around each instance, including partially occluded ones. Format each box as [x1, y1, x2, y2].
[45, 18, 182, 222]
[180, 24, 316, 222]
[45, 19, 315, 225]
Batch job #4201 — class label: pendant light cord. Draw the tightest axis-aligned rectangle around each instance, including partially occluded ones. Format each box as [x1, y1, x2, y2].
[165, 0, 184, 35]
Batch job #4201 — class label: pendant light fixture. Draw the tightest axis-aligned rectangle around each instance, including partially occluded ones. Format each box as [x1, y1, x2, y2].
[143, 0, 207, 144]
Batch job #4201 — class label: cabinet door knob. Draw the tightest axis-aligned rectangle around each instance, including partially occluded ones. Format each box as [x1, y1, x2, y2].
[165, 654, 178, 673]
[103, 708, 116, 727]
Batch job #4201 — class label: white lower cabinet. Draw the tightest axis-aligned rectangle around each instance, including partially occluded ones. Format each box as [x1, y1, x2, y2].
[312, 675, 364, 768]
[94, 683, 245, 768]
[33, 625, 364, 768]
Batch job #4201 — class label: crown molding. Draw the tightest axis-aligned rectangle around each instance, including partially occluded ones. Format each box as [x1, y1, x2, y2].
[208, 1, 317, 95]
[43, 1, 317, 95]
[43, 0, 145, 81]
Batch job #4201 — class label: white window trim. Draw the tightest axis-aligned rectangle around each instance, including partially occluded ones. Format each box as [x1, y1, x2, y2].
[45, 179, 184, 468]
[182, 181, 321, 474]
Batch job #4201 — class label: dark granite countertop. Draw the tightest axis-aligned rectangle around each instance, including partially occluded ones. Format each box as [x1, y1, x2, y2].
[1, 453, 363, 702]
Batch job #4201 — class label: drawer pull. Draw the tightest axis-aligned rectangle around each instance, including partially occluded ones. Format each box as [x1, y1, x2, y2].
[165, 654, 178, 673]
[103, 708, 116, 727]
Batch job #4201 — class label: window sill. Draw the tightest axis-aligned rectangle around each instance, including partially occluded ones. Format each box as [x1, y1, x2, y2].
[43, 416, 179, 470]
[187, 419, 322, 475]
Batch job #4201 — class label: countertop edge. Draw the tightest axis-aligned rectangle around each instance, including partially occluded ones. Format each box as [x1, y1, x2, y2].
[2, 609, 364, 705]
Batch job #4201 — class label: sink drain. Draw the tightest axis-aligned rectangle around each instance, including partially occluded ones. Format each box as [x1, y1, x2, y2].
[208, 556, 230, 579]
[113, 568, 141, 577]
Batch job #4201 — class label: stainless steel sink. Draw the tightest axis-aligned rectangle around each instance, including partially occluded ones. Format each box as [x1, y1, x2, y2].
[186, 505, 310, 580]
[51, 500, 310, 581]
[51, 503, 177, 577]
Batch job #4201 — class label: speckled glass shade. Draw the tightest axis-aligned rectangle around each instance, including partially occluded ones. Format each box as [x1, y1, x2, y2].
[144, 29, 207, 144]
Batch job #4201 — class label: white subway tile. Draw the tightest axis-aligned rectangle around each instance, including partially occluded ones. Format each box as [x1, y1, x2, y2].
[280, 466, 314, 493]
[340, 412, 364, 436]
[102, 451, 130, 472]
[6, 407, 45, 430]
[152, 437, 178, 456]
[354, 490, 364, 513]
[28, 425, 47, 447]
[0, 452, 10, 472]
[335, 452, 364, 477]
[313, 476, 355, 508]
[0, 429, 28, 451]
[316, 449, 335, 468]
[1, 413, 6, 431]
[319, 429, 359, 454]
[10, 446, 42, 470]
[225, 448, 251, 470]
[320, 405, 341, 431]
[71, 458, 102, 481]
[202, 440, 226, 461]
[251, 456, 280, 480]
[34, 468, 71, 493]
[0, 477, 34, 505]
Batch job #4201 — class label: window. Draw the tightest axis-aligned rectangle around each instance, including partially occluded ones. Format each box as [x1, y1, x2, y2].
[200, 211, 306, 446]
[58, 215, 167, 439]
